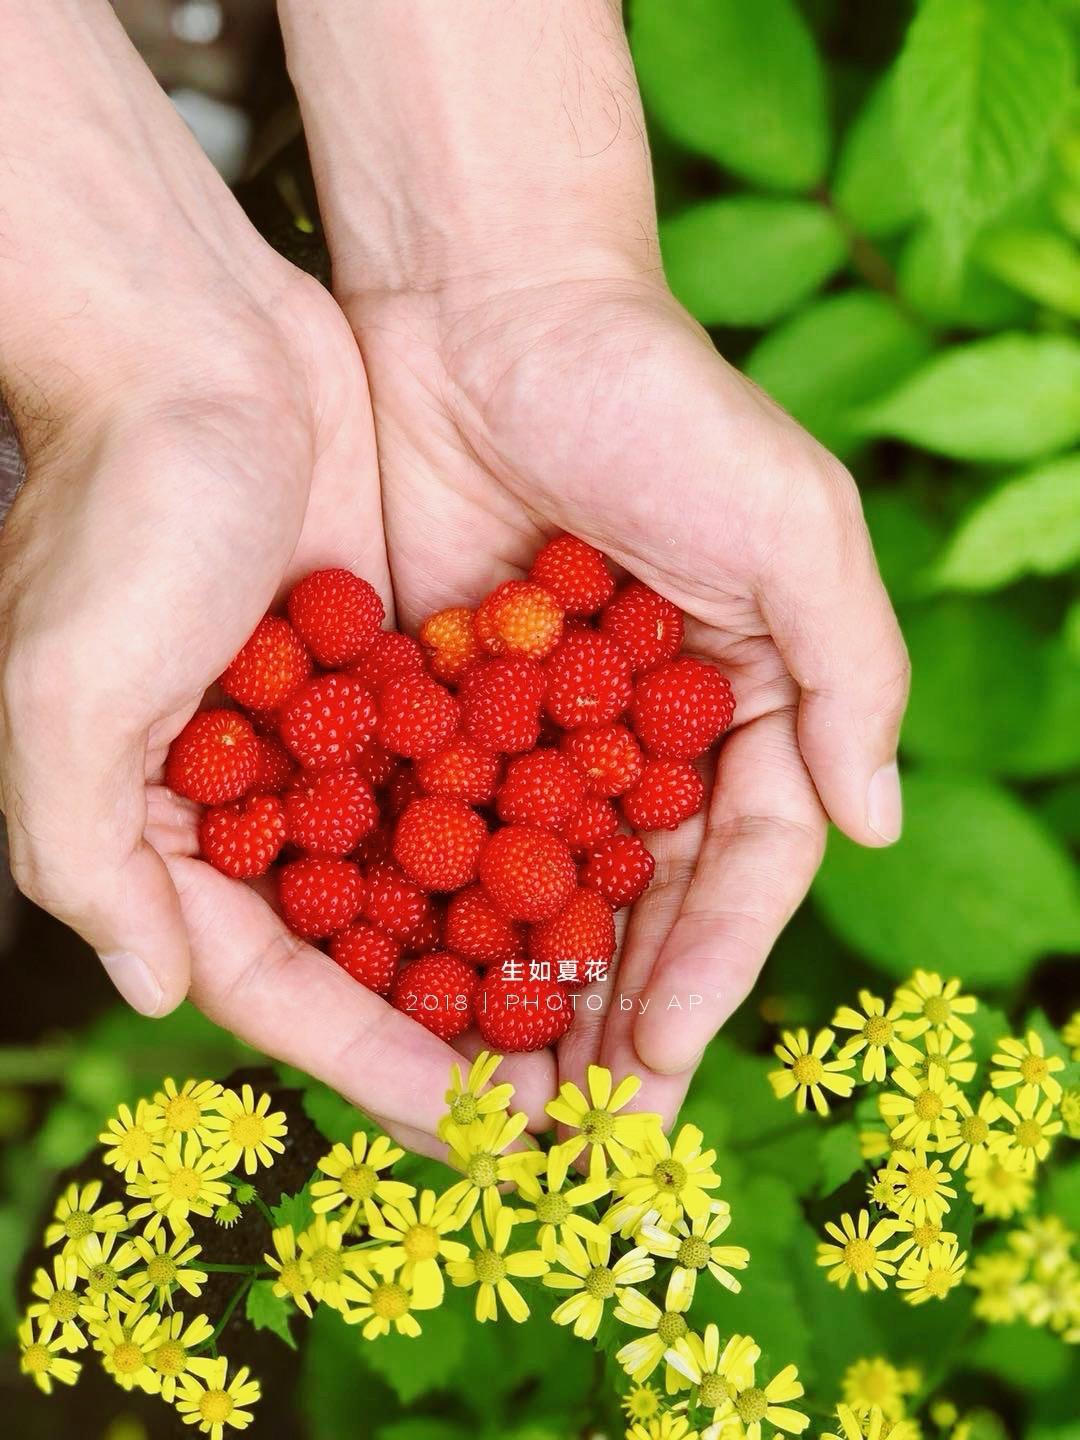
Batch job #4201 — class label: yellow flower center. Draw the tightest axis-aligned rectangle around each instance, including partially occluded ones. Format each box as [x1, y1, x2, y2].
[403, 1224, 441, 1262]
[111, 1341, 144, 1376]
[1014, 1119, 1042, 1149]
[339, 1164, 378, 1201]
[855, 1366, 894, 1404]
[864, 1015, 892, 1046]
[47, 1290, 79, 1322]
[652, 1159, 688, 1194]
[677, 1236, 711, 1271]
[146, 1255, 178, 1287]
[118, 1128, 155, 1161]
[700, 1373, 736, 1408]
[87, 1263, 119, 1295]
[166, 1167, 204, 1202]
[581, 1108, 615, 1143]
[200, 1391, 234, 1424]
[64, 1210, 93, 1241]
[791, 1055, 824, 1085]
[629, 1385, 663, 1418]
[585, 1264, 617, 1299]
[277, 1260, 306, 1295]
[230, 1114, 267, 1148]
[911, 1222, 940, 1249]
[913, 1091, 943, 1121]
[656, 1310, 688, 1345]
[474, 1248, 507, 1284]
[904, 1166, 937, 1199]
[450, 1093, 479, 1126]
[924, 1266, 955, 1298]
[371, 1282, 409, 1319]
[163, 1095, 201, 1132]
[535, 1192, 571, 1226]
[736, 1387, 769, 1423]
[922, 996, 950, 1025]
[467, 1153, 498, 1188]
[960, 1115, 988, 1145]
[309, 1246, 343, 1284]
[22, 1343, 51, 1374]
[843, 1238, 876, 1274]
[152, 1340, 187, 1376]
[1020, 1055, 1047, 1082]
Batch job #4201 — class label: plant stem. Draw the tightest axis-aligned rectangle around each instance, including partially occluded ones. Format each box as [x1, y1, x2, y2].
[200, 1262, 267, 1275]
[192, 1275, 255, 1355]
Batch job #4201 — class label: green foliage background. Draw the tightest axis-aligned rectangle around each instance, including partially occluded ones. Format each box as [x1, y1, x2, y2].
[2, 1, 1078, 1436]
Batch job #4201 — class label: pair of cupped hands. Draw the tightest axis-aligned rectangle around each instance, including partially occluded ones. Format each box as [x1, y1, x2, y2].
[0, 41, 908, 1161]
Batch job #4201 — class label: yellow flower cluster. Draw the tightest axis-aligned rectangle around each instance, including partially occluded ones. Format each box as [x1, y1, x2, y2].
[966, 1215, 1080, 1341]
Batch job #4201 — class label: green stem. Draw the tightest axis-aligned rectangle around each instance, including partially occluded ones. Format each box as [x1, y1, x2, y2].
[200, 1262, 267, 1275]
[193, 1276, 255, 1355]
[0, 1044, 71, 1084]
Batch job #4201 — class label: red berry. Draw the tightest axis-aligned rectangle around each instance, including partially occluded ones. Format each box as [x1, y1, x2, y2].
[279, 674, 378, 772]
[460, 657, 545, 753]
[377, 674, 460, 760]
[278, 858, 365, 939]
[622, 760, 705, 830]
[405, 903, 443, 955]
[561, 724, 643, 796]
[600, 581, 684, 671]
[631, 657, 735, 761]
[445, 886, 524, 965]
[528, 887, 616, 987]
[561, 794, 620, 854]
[285, 766, 379, 857]
[330, 924, 400, 995]
[361, 862, 436, 946]
[352, 825, 394, 867]
[475, 967, 573, 1052]
[219, 615, 311, 711]
[286, 568, 384, 666]
[166, 709, 260, 805]
[416, 738, 500, 805]
[352, 630, 425, 690]
[544, 630, 633, 730]
[474, 579, 564, 661]
[582, 834, 655, 908]
[419, 607, 482, 684]
[391, 952, 477, 1040]
[393, 795, 487, 892]
[496, 750, 585, 830]
[199, 794, 286, 878]
[478, 824, 577, 922]
[249, 735, 298, 792]
[529, 534, 614, 615]
[385, 764, 426, 819]
[352, 739, 396, 788]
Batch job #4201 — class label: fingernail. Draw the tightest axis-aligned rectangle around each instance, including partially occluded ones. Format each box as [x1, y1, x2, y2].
[99, 952, 164, 1016]
[867, 761, 902, 843]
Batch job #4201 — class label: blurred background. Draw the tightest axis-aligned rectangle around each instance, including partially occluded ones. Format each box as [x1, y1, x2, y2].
[1, 1, 1077, 1437]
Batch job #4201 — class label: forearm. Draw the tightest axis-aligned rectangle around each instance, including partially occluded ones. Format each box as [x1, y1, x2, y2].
[277, 0, 659, 295]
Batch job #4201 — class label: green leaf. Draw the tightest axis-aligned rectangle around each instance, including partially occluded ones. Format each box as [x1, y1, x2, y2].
[631, 0, 829, 190]
[362, 1289, 469, 1404]
[302, 1081, 373, 1146]
[968, 1321, 1075, 1391]
[932, 454, 1080, 591]
[660, 198, 845, 327]
[976, 225, 1080, 317]
[744, 290, 932, 454]
[814, 771, 1080, 984]
[270, 1188, 315, 1233]
[833, 71, 919, 238]
[894, 0, 1074, 246]
[817, 1123, 864, 1195]
[377, 1424, 469, 1440]
[245, 1278, 296, 1349]
[862, 490, 943, 604]
[854, 334, 1080, 461]
[898, 223, 1031, 330]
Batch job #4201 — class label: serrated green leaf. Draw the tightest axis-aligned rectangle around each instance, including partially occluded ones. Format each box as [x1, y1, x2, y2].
[362, 1289, 469, 1404]
[817, 1123, 864, 1195]
[814, 771, 1080, 984]
[632, 0, 829, 190]
[932, 454, 1080, 591]
[855, 334, 1080, 461]
[660, 197, 845, 327]
[976, 225, 1080, 317]
[245, 1278, 296, 1349]
[894, 0, 1074, 246]
[898, 223, 1031, 329]
[270, 1188, 315, 1233]
[833, 70, 919, 238]
[745, 290, 932, 454]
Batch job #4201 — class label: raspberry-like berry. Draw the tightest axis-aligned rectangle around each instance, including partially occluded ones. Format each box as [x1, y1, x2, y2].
[286, 568, 384, 666]
[352, 825, 393, 868]
[600, 581, 684, 671]
[385, 765, 425, 819]
[278, 858, 365, 939]
[475, 967, 573, 1052]
[445, 886, 523, 965]
[622, 760, 705, 830]
[474, 580, 564, 661]
[279, 674, 378, 772]
[529, 533, 614, 615]
[377, 674, 460, 760]
[352, 630, 425, 690]
[562, 723, 643, 796]
[361, 862, 435, 946]
[352, 739, 396, 788]
[544, 630, 633, 730]
[581, 834, 656, 908]
[391, 953, 477, 1040]
[496, 750, 585, 830]
[405, 903, 443, 954]
[419, 606, 481, 683]
[285, 766, 379, 857]
[478, 824, 577, 922]
[199, 794, 286, 879]
[528, 887, 616, 987]
[393, 796, 487, 892]
[330, 924, 400, 995]
[460, 657, 545, 753]
[249, 735, 298, 793]
[219, 615, 311, 712]
[416, 738, 500, 805]
[165, 709, 261, 805]
[561, 794, 620, 854]
[631, 657, 735, 761]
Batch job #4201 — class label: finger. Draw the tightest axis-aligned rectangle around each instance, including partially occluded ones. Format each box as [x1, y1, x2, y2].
[759, 453, 909, 847]
[634, 707, 826, 1076]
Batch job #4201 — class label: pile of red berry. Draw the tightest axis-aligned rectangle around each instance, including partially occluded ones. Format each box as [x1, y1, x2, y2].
[164, 536, 734, 1052]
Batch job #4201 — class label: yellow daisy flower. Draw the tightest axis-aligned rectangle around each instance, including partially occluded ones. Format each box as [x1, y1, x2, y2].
[127, 1136, 232, 1237]
[621, 1381, 664, 1421]
[841, 1356, 908, 1421]
[878, 1067, 961, 1150]
[605, 1124, 723, 1236]
[147, 1311, 215, 1402]
[1008, 1215, 1075, 1277]
[817, 1210, 901, 1292]
[368, 1186, 473, 1304]
[824, 1404, 921, 1440]
[296, 1216, 371, 1312]
[626, 1417, 700, 1440]
[75, 1230, 139, 1318]
[1062, 1011, 1080, 1059]
[153, 1077, 226, 1149]
[887, 1217, 958, 1263]
[705, 1360, 809, 1440]
[98, 1099, 166, 1181]
[441, 1050, 515, 1133]
[893, 971, 976, 1041]
[991, 1090, 1063, 1171]
[769, 1028, 855, 1115]
[445, 1206, 548, 1322]
[965, 1251, 1028, 1323]
[17, 1315, 81, 1395]
[833, 991, 922, 1082]
[867, 1170, 897, 1208]
[513, 1142, 610, 1261]
[340, 1268, 440, 1339]
[896, 1239, 967, 1304]
[613, 1270, 695, 1391]
[935, 1091, 1002, 1168]
[990, 1030, 1065, 1107]
[265, 1225, 314, 1318]
[310, 1130, 415, 1229]
[444, 1109, 546, 1230]
[1020, 1260, 1080, 1332]
[174, 1355, 260, 1438]
[44, 1179, 127, 1259]
[88, 1302, 162, 1392]
[544, 1228, 654, 1339]
[965, 1146, 1034, 1219]
[913, 1028, 978, 1086]
[26, 1254, 86, 1352]
[880, 1149, 956, 1226]
[124, 1228, 206, 1308]
[200, 1085, 287, 1176]
[666, 1324, 758, 1411]
[545, 1065, 663, 1180]
[638, 1203, 749, 1306]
